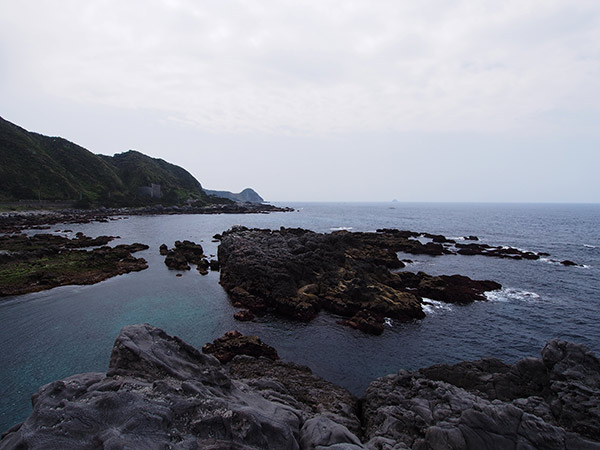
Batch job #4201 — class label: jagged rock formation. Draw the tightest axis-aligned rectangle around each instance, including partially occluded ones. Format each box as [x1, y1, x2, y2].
[2, 325, 599, 449]
[160, 240, 222, 276]
[202, 330, 280, 363]
[217, 227, 501, 334]
[162, 240, 207, 271]
[0, 324, 362, 450]
[362, 339, 600, 449]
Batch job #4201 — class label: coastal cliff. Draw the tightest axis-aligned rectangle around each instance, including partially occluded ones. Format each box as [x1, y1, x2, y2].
[2, 324, 599, 449]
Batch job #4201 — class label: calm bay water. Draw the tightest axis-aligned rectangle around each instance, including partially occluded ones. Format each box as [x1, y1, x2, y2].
[1, 202, 599, 432]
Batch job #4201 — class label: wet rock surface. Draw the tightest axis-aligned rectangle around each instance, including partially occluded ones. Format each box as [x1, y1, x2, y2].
[162, 240, 208, 271]
[233, 309, 255, 321]
[0, 233, 148, 296]
[202, 330, 279, 363]
[393, 271, 501, 303]
[561, 259, 578, 266]
[2, 326, 599, 449]
[218, 227, 502, 334]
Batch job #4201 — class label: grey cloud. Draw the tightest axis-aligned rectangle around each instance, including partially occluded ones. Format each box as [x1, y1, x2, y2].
[2, 0, 598, 135]
[0, 0, 599, 201]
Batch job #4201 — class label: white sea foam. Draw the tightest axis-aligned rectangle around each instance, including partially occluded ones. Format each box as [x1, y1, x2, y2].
[539, 257, 561, 266]
[330, 226, 353, 231]
[539, 258, 588, 268]
[413, 236, 431, 244]
[485, 288, 541, 303]
[422, 298, 453, 314]
[584, 244, 597, 249]
[501, 245, 531, 253]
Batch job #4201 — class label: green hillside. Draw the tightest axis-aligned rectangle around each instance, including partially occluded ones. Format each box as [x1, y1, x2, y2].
[0, 116, 211, 207]
[100, 150, 210, 205]
[0, 117, 121, 202]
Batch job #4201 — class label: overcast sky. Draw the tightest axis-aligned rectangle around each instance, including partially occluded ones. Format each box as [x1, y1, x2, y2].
[1, 0, 599, 202]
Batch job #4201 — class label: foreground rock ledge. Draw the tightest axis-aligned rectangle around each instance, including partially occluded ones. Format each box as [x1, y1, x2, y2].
[2, 324, 600, 449]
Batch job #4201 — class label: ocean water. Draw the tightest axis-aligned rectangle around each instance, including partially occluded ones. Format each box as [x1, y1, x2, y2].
[1, 202, 599, 433]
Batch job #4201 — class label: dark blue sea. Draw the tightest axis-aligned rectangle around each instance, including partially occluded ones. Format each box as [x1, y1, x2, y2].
[1, 202, 599, 433]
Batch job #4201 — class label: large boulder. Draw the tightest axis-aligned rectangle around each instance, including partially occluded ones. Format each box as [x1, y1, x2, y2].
[0, 325, 306, 449]
[202, 331, 279, 363]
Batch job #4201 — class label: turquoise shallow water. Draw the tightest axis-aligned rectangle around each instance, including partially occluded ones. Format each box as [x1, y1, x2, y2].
[1, 202, 599, 432]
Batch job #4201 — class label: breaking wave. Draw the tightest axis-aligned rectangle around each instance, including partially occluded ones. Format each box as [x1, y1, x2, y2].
[539, 257, 561, 266]
[485, 288, 541, 303]
[422, 298, 454, 314]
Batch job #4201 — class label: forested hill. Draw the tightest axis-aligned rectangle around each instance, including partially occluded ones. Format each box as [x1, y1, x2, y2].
[0, 116, 212, 207]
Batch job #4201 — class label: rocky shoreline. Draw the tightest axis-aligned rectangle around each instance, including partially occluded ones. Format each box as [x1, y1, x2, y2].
[0, 203, 294, 234]
[2, 324, 598, 449]
[0, 205, 290, 296]
[0, 232, 148, 296]
[217, 227, 504, 334]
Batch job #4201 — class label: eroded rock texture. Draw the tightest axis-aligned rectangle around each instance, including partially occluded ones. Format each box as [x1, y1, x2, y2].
[362, 339, 600, 449]
[217, 227, 501, 334]
[162, 240, 207, 272]
[202, 330, 280, 363]
[0, 324, 361, 450]
[1, 326, 599, 450]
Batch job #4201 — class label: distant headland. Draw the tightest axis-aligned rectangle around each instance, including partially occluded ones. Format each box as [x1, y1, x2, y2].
[0, 116, 268, 210]
[204, 187, 265, 204]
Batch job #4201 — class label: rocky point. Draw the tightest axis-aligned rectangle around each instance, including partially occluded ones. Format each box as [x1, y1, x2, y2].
[217, 227, 502, 334]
